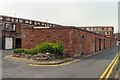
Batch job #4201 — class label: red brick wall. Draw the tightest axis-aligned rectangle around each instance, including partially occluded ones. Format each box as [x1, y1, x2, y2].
[72, 29, 82, 56]
[95, 35, 99, 51]
[15, 23, 22, 33]
[105, 38, 110, 48]
[21, 27, 116, 57]
[22, 28, 76, 57]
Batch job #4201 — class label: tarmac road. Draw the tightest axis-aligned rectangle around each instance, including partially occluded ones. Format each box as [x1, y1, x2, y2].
[2, 46, 120, 78]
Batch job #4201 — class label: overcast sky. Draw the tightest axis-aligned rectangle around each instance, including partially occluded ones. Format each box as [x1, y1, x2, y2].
[0, 0, 119, 33]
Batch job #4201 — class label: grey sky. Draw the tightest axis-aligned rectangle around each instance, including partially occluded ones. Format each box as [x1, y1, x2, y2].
[0, 0, 119, 33]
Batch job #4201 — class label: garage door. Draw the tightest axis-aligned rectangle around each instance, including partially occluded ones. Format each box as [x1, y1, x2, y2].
[5, 38, 13, 49]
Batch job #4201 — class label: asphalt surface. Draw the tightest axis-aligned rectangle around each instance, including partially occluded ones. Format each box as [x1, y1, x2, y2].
[2, 46, 120, 78]
[0, 50, 2, 79]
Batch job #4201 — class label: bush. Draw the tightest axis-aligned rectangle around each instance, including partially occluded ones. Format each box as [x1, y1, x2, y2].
[52, 42, 64, 56]
[36, 41, 64, 56]
[24, 48, 37, 55]
[13, 49, 24, 54]
[36, 42, 54, 53]
[13, 41, 65, 57]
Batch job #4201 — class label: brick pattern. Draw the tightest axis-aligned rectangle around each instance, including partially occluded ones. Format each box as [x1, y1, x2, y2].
[22, 27, 117, 57]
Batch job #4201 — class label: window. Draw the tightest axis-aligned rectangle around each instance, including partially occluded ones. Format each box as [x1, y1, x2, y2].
[53, 25, 56, 27]
[29, 21, 32, 24]
[25, 20, 29, 23]
[19, 20, 23, 22]
[86, 28, 90, 30]
[49, 24, 52, 27]
[0, 16, 3, 20]
[98, 28, 102, 30]
[34, 22, 37, 25]
[104, 28, 107, 30]
[15, 19, 18, 22]
[81, 28, 85, 29]
[94, 28, 97, 30]
[11, 18, 14, 22]
[91, 28, 93, 30]
[6, 18, 10, 21]
[51, 24, 53, 27]
[108, 28, 112, 30]
[41, 23, 44, 26]
[38, 22, 40, 25]
[44, 23, 47, 26]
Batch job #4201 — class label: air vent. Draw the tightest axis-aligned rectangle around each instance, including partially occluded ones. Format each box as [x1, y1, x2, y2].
[5, 24, 16, 32]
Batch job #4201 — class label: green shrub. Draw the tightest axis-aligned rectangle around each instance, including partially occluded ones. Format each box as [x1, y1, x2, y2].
[35, 41, 64, 56]
[24, 49, 29, 54]
[52, 42, 64, 56]
[36, 42, 54, 53]
[13, 41, 65, 57]
[13, 49, 24, 54]
[24, 49, 37, 55]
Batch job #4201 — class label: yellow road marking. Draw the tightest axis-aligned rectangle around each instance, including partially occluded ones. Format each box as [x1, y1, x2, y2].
[29, 51, 120, 79]
[99, 53, 120, 80]
[105, 56, 119, 80]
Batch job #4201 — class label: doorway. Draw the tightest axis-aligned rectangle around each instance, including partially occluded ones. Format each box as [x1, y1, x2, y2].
[95, 37, 97, 52]
[103, 39, 105, 49]
[5, 37, 13, 49]
[99, 38, 101, 50]
[15, 38, 21, 48]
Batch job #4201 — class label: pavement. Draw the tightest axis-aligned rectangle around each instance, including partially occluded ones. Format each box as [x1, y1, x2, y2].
[2, 46, 120, 78]
[4, 55, 74, 65]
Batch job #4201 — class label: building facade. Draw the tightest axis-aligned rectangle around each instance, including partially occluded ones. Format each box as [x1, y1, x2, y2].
[0, 15, 62, 49]
[22, 27, 116, 57]
[79, 26, 114, 38]
[0, 15, 117, 57]
[114, 33, 120, 45]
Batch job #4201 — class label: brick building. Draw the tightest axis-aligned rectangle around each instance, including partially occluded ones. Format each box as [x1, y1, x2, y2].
[0, 15, 117, 57]
[114, 33, 120, 45]
[22, 27, 116, 57]
[0, 15, 62, 49]
[79, 26, 114, 38]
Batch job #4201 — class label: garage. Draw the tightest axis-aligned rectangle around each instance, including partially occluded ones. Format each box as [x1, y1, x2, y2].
[5, 38, 13, 49]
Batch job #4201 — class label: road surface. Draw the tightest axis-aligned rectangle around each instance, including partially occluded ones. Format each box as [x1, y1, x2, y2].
[2, 46, 120, 78]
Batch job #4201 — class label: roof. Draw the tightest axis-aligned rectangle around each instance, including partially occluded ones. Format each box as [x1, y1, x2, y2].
[78, 26, 113, 28]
